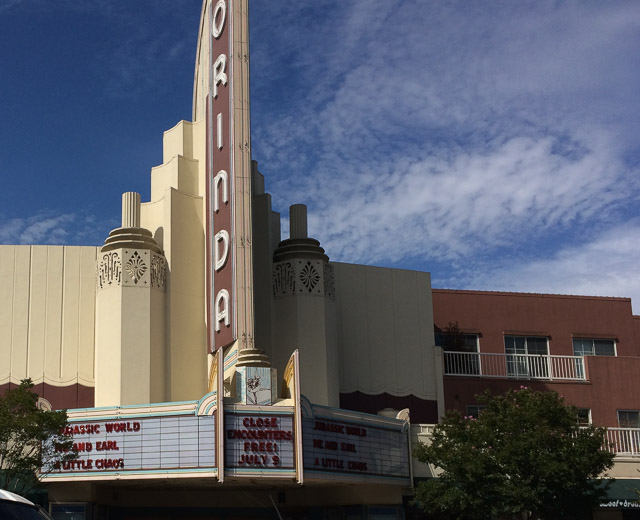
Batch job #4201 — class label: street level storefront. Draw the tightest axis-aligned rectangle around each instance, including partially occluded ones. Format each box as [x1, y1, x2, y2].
[597, 480, 640, 520]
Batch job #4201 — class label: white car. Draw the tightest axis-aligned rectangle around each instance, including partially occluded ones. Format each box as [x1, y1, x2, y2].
[0, 489, 53, 520]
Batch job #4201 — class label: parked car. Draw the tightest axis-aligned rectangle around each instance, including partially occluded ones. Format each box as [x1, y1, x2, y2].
[0, 489, 53, 520]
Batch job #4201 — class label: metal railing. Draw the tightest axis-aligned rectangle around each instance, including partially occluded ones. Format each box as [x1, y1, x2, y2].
[606, 428, 640, 456]
[414, 425, 640, 457]
[443, 351, 586, 381]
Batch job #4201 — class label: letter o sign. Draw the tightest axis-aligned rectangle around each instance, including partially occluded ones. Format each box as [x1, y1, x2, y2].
[212, 0, 226, 39]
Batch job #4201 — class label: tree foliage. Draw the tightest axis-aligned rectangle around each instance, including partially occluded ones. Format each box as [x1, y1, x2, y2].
[0, 379, 74, 495]
[414, 388, 614, 519]
[441, 321, 468, 352]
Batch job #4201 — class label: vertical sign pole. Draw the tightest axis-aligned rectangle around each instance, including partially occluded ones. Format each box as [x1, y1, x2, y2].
[293, 350, 304, 484]
[207, 0, 270, 407]
[207, 0, 255, 353]
[232, 0, 255, 354]
[216, 346, 225, 483]
[283, 350, 304, 484]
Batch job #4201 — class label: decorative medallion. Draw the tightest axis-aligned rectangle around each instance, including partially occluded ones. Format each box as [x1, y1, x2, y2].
[273, 259, 334, 298]
[97, 248, 165, 290]
[125, 251, 147, 285]
[299, 261, 320, 293]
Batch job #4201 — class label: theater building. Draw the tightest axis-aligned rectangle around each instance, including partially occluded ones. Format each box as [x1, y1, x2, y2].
[1, 1, 438, 518]
[1, 1, 639, 519]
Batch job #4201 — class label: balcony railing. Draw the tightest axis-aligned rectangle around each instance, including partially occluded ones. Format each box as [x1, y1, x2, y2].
[414, 425, 640, 458]
[443, 351, 586, 381]
[605, 428, 640, 456]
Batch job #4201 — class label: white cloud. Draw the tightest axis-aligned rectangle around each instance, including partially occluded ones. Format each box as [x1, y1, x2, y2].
[461, 222, 640, 314]
[0, 213, 72, 245]
[251, 1, 640, 307]
[0, 212, 110, 246]
[298, 133, 632, 265]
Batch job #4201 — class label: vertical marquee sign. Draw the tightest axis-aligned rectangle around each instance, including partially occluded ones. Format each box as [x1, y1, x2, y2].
[207, 0, 235, 352]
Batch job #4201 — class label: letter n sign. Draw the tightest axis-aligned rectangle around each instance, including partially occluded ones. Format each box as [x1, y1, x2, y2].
[207, 0, 235, 352]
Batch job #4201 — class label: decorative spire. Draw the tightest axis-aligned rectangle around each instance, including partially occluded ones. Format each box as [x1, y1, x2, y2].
[101, 192, 162, 254]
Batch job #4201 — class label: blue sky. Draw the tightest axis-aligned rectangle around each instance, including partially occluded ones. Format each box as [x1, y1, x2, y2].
[1, 1, 640, 312]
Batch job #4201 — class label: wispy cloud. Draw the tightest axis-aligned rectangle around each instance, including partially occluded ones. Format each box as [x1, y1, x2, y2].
[460, 222, 640, 314]
[0, 212, 113, 246]
[301, 133, 632, 265]
[250, 0, 640, 307]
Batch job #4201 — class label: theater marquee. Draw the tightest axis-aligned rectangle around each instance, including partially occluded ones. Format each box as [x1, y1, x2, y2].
[44, 398, 411, 486]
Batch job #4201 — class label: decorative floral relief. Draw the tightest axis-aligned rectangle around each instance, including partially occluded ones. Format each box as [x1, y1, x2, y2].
[273, 259, 332, 298]
[299, 261, 320, 293]
[273, 261, 295, 297]
[125, 251, 147, 285]
[324, 263, 335, 300]
[97, 251, 121, 290]
[150, 253, 166, 291]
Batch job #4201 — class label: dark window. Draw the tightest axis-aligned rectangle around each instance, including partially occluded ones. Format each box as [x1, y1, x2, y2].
[573, 338, 616, 357]
[618, 410, 640, 428]
[435, 333, 478, 352]
[576, 408, 591, 425]
[466, 405, 486, 419]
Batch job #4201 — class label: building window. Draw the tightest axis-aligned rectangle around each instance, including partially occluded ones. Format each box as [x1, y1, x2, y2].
[576, 408, 591, 426]
[435, 332, 479, 352]
[436, 329, 480, 375]
[466, 405, 486, 419]
[573, 338, 616, 357]
[504, 336, 549, 378]
[618, 410, 640, 428]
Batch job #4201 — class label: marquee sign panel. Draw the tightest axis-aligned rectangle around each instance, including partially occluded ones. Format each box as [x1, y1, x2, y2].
[48, 415, 216, 476]
[225, 412, 296, 475]
[302, 416, 410, 480]
[45, 398, 410, 484]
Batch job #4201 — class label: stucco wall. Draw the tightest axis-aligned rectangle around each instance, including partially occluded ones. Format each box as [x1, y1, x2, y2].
[333, 263, 437, 402]
[433, 290, 638, 356]
[434, 289, 640, 426]
[0, 245, 97, 407]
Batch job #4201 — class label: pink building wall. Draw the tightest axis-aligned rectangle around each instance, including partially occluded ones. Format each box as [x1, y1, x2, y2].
[433, 289, 640, 427]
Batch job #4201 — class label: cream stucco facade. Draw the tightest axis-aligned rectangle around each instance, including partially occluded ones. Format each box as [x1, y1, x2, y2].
[0, 113, 440, 413]
[0, 245, 97, 392]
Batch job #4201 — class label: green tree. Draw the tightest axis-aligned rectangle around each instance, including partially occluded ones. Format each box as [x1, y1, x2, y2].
[0, 379, 74, 495]
[414, 388, 614, 520]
